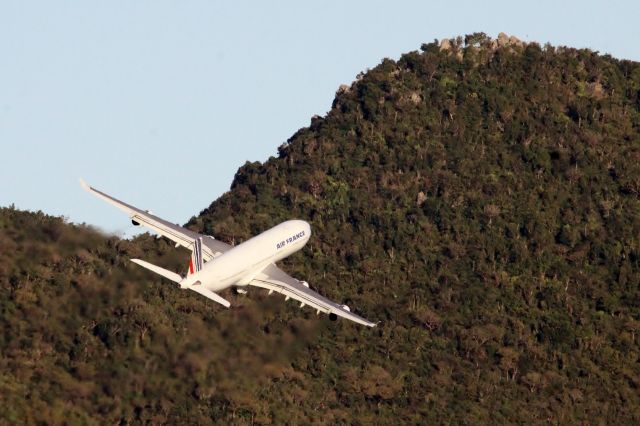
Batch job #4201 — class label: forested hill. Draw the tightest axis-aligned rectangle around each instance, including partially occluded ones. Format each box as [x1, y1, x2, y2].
[2, 33, 640, 423]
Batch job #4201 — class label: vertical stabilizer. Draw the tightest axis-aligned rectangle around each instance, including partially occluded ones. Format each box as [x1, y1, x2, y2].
[189, 237, 204, 275]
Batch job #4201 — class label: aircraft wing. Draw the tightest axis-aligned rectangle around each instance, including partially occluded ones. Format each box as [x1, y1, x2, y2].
[250, 264, 376, 327]
[80, 179, 231, 260]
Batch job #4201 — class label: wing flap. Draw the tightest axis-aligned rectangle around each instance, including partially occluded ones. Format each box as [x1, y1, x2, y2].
[250, 264, 376, 327]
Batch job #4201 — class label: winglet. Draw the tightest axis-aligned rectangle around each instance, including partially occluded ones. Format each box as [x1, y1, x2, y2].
[79, 178, 91, 192]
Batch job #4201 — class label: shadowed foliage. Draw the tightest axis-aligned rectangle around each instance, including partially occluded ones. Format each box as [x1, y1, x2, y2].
[1, 34, 640, 423]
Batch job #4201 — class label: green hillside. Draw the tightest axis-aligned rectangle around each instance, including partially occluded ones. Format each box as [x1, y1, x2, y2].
[2, 33, 640, 423]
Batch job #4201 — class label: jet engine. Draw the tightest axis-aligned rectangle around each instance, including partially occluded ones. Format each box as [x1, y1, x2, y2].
[132, 211, 152, 226]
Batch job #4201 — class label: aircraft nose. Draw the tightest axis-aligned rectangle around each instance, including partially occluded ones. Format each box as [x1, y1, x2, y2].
[286, 220, 311, 239]
[293, 220, 311, 236]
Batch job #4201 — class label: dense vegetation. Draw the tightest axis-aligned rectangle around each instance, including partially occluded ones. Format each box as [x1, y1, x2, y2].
[2, 33, 640, 423]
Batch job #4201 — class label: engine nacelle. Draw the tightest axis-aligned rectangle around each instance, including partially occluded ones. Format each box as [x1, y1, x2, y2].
[300, 280, 310, 288]
[341, 305, 351, 312]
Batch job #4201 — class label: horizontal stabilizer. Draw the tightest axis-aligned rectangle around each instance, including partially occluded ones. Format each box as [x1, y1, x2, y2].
[131, 258, 182, 283]
[189, 286, 231, 308]
[131, 259, 229, 308]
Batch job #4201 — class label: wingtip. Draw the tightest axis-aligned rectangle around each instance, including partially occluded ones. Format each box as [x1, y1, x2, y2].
[79, 178, 91, 192]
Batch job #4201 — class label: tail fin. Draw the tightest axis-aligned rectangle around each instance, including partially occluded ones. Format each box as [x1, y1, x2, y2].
[131, 258, 231, 308]
[131, 259, 182, 283]
[188, 237, 204, 275]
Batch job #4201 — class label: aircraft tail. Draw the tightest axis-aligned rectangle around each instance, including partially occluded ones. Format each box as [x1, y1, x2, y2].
[131, 258, 182, 283]
[131, 258, 231, 308]
[188, 237, 204, 275]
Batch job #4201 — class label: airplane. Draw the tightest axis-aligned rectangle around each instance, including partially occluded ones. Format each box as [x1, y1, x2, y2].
[80, 179, 376, 327]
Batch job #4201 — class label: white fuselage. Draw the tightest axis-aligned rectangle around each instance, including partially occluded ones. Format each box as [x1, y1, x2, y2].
[181, 220, 311, 291]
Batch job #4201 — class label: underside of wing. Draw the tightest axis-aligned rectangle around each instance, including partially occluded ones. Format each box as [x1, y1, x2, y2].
[80, 179, 231, 260]
[249, 264, 376, 327]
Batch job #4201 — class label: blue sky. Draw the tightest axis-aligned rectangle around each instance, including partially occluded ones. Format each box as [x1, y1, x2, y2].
[1, 1, 638, 237]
